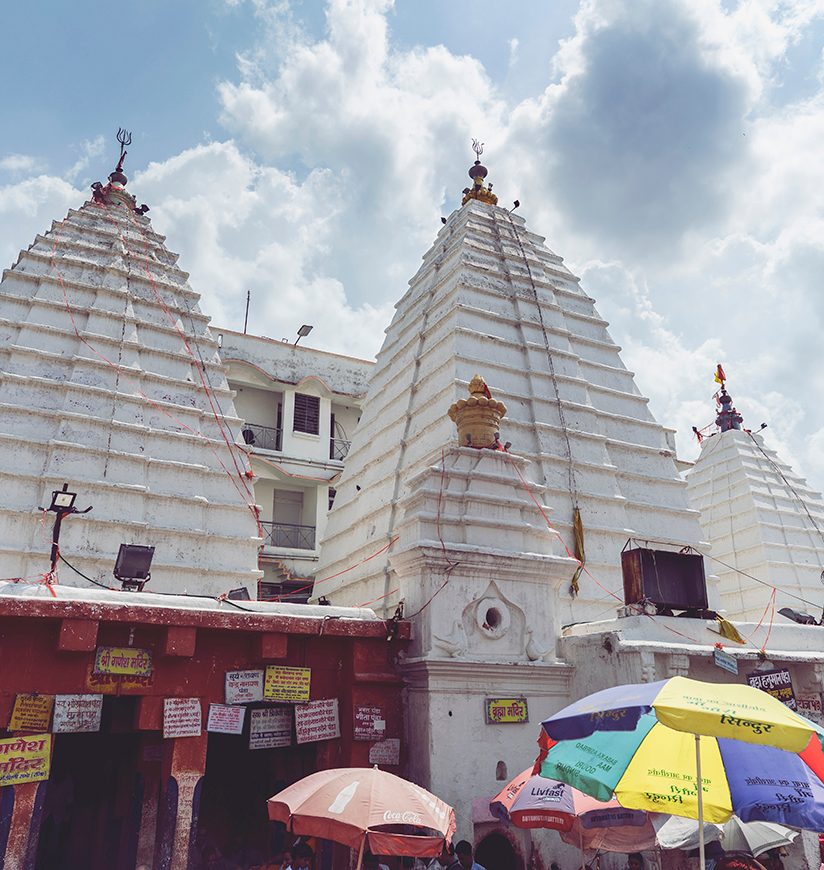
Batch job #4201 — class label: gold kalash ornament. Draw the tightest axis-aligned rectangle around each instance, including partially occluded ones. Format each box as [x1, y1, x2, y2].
[448, 374, 507, 448]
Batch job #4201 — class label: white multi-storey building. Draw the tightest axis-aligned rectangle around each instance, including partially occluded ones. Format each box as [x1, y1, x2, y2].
[217, 328, 372, 600]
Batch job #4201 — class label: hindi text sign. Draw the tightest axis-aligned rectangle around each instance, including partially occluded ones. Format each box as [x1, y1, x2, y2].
[163, 698, 202, 738]
[9, 694, 54, 732]
[485, 697, 529, 724]
[295, 699, 340, 744]
[207, 704, 246, 735]
[264, 666, 311, 702]
[797, 695, 823, 725]
[94, 646, 153, 676]
[225, 670, 264, 705]
[0, 734, 51, 786]
[249, 708, 292, 749]
[369, 738, 401, 766]
[746, 668, 797, 710]
[713, 647, 739, 675]
[354, 705, 386, 741]
[53, 695, 103, 733]
[86, 664, 153, 695]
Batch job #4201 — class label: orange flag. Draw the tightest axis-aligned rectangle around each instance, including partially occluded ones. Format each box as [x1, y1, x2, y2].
[713, 363, 726, 385]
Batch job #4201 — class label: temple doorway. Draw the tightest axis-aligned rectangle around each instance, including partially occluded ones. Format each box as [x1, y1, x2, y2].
[35, 699, 143, 870]
[475, 830, 523, 870]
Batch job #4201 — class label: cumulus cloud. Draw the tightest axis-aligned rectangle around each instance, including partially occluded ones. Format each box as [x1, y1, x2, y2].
[2, 0, 824, 496]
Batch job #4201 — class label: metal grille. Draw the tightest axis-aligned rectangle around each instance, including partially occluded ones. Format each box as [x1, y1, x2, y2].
[240, 423, 282, 452]
[260, 521, 316, 550]
[329, 438, 351, 460]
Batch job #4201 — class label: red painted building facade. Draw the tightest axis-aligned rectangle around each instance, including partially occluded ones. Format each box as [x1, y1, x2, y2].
[0, 586, 408, 870]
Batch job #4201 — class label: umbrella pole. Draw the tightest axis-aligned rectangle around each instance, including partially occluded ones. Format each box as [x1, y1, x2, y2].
[355, 833, 367, 870]
[694, 734, 705, 870]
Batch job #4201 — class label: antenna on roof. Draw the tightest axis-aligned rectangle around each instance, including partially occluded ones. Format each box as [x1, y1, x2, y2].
[243, 290, 251, 334]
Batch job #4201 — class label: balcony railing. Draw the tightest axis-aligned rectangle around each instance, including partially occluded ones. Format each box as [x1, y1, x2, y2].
[241, 423, 282, 452]
[260, 521, 316, 550]
[329, 438, 351, 461]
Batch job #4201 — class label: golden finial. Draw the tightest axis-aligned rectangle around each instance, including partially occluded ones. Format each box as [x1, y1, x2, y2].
[447, 375, 507, 449]
[461, 139, 498, 206]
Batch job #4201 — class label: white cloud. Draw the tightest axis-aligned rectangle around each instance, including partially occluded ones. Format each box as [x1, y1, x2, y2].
[65, 135, 106, 184]
[0, 154, 44, 174]
[3, 0, 824, 497]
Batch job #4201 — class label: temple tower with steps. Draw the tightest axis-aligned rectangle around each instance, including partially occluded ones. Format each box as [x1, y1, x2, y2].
[0, 139, 261, 595]
[686, 377, 824, 622]
[313, 149, 709, 843]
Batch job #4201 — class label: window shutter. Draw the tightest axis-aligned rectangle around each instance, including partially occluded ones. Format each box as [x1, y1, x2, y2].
[293, 393, 320, 434]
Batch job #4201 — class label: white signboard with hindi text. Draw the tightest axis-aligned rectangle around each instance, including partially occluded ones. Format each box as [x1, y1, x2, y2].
[225, 670, 264, 705]
[207, 704, 246, 735]
[369, 738, 401, 766]
[249, 707, 292, 750]
[52, 694, 103, 733]
[294, 699, 340, 744]
[163, 698, 202, 739]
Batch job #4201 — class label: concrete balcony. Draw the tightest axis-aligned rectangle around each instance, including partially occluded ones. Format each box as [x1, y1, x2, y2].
[241, 422, 282, 452]
[260, 521, 316, 551]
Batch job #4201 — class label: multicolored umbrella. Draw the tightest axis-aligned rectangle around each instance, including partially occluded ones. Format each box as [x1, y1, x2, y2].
[490, 767, 657, 852]
[539, 676, 824, 867]
[267, 767, 456, 867]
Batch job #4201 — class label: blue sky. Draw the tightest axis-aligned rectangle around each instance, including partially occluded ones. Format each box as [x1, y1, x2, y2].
[2, 0, 824, 493]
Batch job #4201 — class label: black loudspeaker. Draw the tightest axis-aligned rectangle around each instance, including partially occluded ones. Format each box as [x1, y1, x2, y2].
[621, 547, 707, 611]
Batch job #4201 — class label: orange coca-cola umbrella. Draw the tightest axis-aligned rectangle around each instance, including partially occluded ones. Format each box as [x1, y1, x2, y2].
[267, 767, 456, 868]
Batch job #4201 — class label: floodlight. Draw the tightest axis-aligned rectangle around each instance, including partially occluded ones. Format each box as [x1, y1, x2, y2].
[114, 543, 155, 592]
[294, 324, 314, 345]
[50, 485, 77, 510]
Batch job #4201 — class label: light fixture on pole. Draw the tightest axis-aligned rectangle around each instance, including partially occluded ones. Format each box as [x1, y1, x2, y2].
[114, 543, 155, 592]
[294, 324, 313, 345]
[39, 483, 93, 576]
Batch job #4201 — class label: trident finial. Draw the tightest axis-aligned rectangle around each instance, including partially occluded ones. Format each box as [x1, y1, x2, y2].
[471, 138, 484, 161]
[115, 128, 132, 173]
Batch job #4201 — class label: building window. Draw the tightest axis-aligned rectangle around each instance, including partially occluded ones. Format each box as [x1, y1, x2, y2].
[328, 488, 337, 511]
[293, 393, 320, 434]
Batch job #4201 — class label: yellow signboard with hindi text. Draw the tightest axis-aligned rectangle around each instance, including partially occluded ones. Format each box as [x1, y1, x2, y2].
[264, 666, 311, 702]
[93, 646, 153, 676]
[485, 697, 529, 724]
[0, 734, 51, 787]
[9, 694, 54, 732]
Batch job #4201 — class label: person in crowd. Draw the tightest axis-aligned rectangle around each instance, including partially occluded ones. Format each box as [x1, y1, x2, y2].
[364, 852, 391, 870]
[455, 840, 486, 870]
[292, 843, 314, 869]
[627, 855, 644, 870]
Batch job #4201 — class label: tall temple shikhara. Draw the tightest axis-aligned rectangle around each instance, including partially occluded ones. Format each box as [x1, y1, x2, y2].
[315, 145, 709, 624]
[687, 374, 824, 622]
[313, 146, 710, 836]
[0, 134, 261, 594]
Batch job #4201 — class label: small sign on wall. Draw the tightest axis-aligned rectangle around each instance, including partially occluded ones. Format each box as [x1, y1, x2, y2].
[93, 646, 153, 676]
[0, 734, 51, 786]
[163, 698, 202, 738]
[713, 647, 738, 675]
[797, 695, 823, 725]
[264, 666, 311, 702]
[207, 704, 246, 735]
[354, 705, 386, 741]
[369, 738, 401, 766]
[295, 699, 340, 744]
[485, 697, 529, 724]
[53, 695, 103, 733]
[225, 670, 265, 705]
[746, 668, 797, 710]
[9, 694, 54, 732]
[249, 707, 292, 749]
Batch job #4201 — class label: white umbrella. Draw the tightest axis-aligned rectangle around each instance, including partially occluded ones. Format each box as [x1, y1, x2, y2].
[654, 815, 797, 858]
[720, 818, 798, 857]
